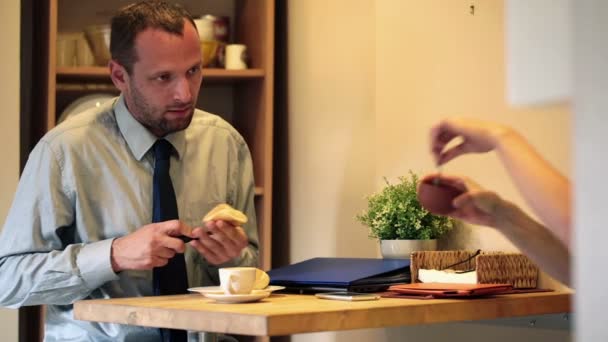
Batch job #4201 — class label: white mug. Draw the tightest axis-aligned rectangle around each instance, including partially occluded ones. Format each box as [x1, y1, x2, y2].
[225, 44, 247, 70]
[219, 267, 256, 295]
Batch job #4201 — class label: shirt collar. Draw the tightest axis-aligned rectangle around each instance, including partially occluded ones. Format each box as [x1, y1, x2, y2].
[114, 94, 186, 161]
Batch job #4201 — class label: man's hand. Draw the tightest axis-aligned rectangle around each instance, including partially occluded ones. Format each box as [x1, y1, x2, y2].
[189, 220, 249, 265]
[110, 220, 193, 272]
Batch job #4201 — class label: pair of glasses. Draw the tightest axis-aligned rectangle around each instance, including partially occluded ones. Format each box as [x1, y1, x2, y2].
[438, 249, 481, 274]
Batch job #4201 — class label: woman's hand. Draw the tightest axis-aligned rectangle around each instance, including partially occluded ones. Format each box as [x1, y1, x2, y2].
[430, 118, 512, 165]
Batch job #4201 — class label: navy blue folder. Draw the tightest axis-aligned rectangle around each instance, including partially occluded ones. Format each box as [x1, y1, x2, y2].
[267, 257, 410, 293]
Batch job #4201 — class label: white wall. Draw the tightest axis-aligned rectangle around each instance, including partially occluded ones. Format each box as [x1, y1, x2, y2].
[288, 0, 570, 341]
[288, 0, 377, 264]
[573, 1, 608, 341]
[374, 1, 571, 279]
[288, 2, 377, 341]
[0, 0, 20, 341]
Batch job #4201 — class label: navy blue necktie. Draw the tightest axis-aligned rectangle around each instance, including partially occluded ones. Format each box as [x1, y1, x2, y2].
[152, 139, 188, 342]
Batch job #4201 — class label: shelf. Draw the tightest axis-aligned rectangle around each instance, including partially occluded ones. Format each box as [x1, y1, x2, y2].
[56, 67, 265, 83]
[56, 83, 118, 93]
[202, 68, 265, 80]
[57, 66, 111, 79]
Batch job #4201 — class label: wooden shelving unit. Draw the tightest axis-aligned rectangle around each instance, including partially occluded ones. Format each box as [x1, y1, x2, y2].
[29, 2, 275, 339]
[56, 66, 266, 82]
[42, 0, 274, 269]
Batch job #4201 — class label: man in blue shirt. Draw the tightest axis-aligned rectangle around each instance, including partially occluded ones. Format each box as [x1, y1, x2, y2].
[0, 1, 259, 340]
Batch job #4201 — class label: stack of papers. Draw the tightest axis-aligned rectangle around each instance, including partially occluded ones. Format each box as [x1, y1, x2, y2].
[418, 269, 477, 284]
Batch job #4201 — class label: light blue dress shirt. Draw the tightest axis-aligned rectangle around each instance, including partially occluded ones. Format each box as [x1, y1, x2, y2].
[0, 95, 259, 341]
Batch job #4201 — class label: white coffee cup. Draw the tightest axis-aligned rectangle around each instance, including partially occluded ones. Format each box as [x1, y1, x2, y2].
[225, 44, 247, 70]
[219, 267, 256, 295]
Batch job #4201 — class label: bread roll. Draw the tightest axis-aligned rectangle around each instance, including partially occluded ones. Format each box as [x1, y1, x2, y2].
[254, 268, 270, 290]
[203, 203, 248, 226]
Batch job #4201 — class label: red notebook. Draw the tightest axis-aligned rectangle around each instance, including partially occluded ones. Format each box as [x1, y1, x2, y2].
[387, 283, 513, 298]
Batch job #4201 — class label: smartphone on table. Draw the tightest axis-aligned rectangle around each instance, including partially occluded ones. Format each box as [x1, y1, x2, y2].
[315, 292, 380, 301]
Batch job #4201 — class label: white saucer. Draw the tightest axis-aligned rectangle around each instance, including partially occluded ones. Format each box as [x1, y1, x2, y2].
[203, 291, 270, 304]
[188, 285, 285, 295]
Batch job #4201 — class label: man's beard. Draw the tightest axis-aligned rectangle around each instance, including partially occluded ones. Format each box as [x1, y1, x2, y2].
[128, 83, 194, 137]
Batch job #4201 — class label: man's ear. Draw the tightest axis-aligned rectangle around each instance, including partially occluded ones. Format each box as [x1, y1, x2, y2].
[109, 60, 129, 92]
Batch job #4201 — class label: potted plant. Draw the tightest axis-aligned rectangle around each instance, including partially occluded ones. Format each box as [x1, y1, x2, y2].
[356, 171, 453, 258]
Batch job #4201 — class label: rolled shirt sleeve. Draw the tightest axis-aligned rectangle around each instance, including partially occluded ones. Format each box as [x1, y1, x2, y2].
[0, 141, 118, 307]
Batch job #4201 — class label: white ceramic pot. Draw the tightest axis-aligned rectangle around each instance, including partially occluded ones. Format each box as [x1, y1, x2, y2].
[380, 239, 437, 259]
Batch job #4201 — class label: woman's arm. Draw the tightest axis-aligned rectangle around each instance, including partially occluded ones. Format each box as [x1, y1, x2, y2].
[430, 118, 572, 250]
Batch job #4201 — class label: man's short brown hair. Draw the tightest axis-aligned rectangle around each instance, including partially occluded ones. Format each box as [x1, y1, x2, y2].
[110, 1, 196, 74]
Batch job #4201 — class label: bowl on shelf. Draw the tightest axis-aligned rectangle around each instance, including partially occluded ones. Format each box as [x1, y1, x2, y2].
[84, 24, 111, 66]
[201, 40, 219, 67]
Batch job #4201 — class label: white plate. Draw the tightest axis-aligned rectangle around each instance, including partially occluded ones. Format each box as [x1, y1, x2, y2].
[203, 291, 270, 304]
[188, 285, 285, 295]
[58, 93, 115, 124]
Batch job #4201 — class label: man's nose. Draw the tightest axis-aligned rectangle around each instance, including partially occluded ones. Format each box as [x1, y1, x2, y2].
[173, 77, 192, 103]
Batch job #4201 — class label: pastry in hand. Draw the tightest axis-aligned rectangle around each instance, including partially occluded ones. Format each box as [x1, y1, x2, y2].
[203, 203, 248, 226]
[254, 268, 270, 290]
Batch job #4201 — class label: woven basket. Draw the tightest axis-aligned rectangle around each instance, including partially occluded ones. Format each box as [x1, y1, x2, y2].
[410, 250, 539, 289]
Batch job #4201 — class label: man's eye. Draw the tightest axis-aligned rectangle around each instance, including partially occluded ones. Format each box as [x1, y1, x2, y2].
[188, 66, 201, 75]
[156, 74, 171, 82]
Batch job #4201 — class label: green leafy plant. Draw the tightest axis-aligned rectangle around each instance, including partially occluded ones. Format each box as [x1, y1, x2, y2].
[356, 171, 453, 240]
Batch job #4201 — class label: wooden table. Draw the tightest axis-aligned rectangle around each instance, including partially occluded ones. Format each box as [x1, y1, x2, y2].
[74, 291, 571, 336]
